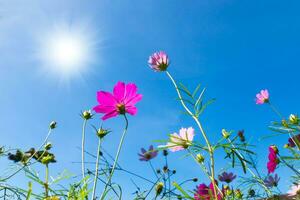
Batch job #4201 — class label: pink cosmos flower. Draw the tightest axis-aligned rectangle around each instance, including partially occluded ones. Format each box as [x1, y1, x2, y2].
[267, 146, 279, 174]
[287, 183, 300, 197]
[194, 182, 222, 200]
[165, 127, 194, 152]
[148, 51, 169, 72]
[256, 89, 269, 104]
[93, 82, 142, 120]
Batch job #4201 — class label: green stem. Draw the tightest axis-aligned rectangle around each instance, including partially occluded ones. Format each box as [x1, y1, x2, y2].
[100, 115, 128, 200]
[81, 119, 87, 183]
[268, 103, 283, 119]
[45, 164, 49, 198]
[226, 138, 272, 196]
[166, 71, 219, 199]
[92, 137, 102, 200]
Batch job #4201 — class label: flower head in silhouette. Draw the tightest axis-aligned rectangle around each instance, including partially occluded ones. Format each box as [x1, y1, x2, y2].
[264, 174, 280, 188]
[93, 82, 142, 120]
[218, 172, 236, 183]
[138, 145, 158, 161]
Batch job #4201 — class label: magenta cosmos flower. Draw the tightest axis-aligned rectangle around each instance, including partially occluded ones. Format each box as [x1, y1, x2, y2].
[93, 82, 142, 120]
[256, 89, 269, 104]
[164, 127, 194, 152]
[267, 145, 279, 174]
[194, 182, 222, 200]
[138, 145, 158, 161]
[148, 51, 169, 72]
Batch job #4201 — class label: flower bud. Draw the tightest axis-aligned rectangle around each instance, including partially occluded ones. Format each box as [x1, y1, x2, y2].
[163, 166, 168, 173]
[41, 154, 56, 165]
[49, 121, 57, 129]
[44, 196, 60, 200]
[248, 189, 255, 197]
[235, 189, 243, 199]
[82, 110, 92, 120]
[284, 144, 289, 148]
[155, 182, 164, 196]
[226, 189, 233, 196]
[289, 114, 299, 125]
[270, 145, 279, 154]
[281, 119, 289, 128]
[196, 154, 205, 163]
[97, 128, 110, 139]
[163, 149, 168, 156]
[44, 142, 52, 150]
[222, 129, 230, 139]
[238, 130, 246, 142]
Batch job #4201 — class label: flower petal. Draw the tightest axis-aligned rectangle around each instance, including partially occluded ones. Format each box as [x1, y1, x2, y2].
[113, 82, 126, 101]
[97, 91, 116, 106]
[101, 110, 119, 120]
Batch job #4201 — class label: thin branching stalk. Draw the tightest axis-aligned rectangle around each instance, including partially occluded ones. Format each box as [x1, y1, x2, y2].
[226, 138, 272, 196]
[100, 115, 128, 200]
[1, 128, 53, 181]
[92, 137, 102, 200]
[166, 71, 219, 199]
[81, 119, 87, 183]
[149, 161, 159, 179]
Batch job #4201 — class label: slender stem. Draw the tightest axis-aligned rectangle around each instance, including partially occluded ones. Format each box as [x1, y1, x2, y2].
[92, 137, 102, 200]
[149, 161, 158, 179]
[268, 103, 283, 119]
[100, 115, 128, 200]
[45, 164, 49, 198]
[166, 71, 219, 199]
[81, 119, 87, 183]
[165, 156, 171, 200]
[1, 128, 52, 181]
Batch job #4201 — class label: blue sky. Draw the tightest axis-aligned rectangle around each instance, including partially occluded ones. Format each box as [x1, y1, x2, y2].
[1, 0, 300, 198]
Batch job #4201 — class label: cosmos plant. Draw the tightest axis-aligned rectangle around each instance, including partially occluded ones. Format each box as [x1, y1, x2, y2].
[0, 51, 300, 200]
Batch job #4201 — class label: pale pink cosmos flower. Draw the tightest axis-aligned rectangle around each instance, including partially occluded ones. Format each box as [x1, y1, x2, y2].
[165, 127, 195, 152]
[256, 89, 269, 104]
[148, 51, 169, 72]
[287, 183, 300, 197]
[93, 82, 142, 120]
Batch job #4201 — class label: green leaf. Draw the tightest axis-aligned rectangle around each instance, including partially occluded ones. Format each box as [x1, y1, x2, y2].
[172, 182, 194, 200]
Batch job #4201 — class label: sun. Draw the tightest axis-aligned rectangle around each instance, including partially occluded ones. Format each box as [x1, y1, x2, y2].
[36, 21, 97, 82]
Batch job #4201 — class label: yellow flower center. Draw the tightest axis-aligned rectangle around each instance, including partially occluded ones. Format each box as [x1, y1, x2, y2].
[116, 103, 126, 114]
